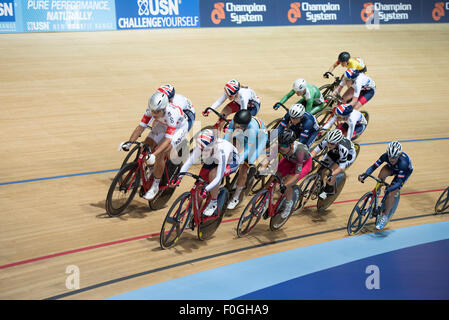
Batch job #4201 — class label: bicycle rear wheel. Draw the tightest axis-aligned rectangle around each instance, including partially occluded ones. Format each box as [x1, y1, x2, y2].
[149, 159, 181, 210]
[347, 192, 374, 235]
[237, 189, 269, 237]
[160, 192, 192, 249]
[435, 187, 449, 214]
[296, 173, 320, 211]
[197, 188, 229, 241]
[105, 162, 141, 217]
[317, 172, 346, 211]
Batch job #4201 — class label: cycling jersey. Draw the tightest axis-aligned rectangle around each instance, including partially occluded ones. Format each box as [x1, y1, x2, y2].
[364, 152, 413, 192]
[340, 73, 376, 98]
[279, 141, 311, 174]
[171, 93, 195, 114]
[313, 138, 356, 170]
[209, 87, 260, 113]
[277, 111, 320, 147]
[224, 117, 267, 165]
[323, 109, 367, 140]
[280, 84, 324, 115]
[180, 138, 240, 192]
[337, 57, 366, 72]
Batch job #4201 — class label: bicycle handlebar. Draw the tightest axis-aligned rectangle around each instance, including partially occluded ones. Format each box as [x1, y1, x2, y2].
[178, 171, 206, 184]
[203, 107, 230, 124]
[363, 174, 390, 187]
[123, 141, 151, 153]
[312, 157, 333, 175]
[273, 102, 289, 113]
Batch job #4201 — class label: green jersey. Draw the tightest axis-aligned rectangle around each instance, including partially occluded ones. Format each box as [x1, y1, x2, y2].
[280, 84, 324, 115]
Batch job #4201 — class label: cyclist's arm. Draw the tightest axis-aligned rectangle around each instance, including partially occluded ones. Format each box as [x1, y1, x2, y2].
[209, 93, 227, 111]
[223, 121, 235, 141]
[346, 117, 356, 140]
[327, 61, 339, 74]
[129, 125, 145, 142]
[179, 147, 201, 176]
[365, 153, 387, 175]
[247, 128, 267, 165]
[386, 162, 411, 193]
[322, 115, 337, 130]
[280, 90, 295, 104]
[311, 140, 326, 157]
[277, 112, 290, 134]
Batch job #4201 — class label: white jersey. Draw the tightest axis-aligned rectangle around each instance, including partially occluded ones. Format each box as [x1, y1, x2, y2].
[180, 138, 240, 192]
[340, 73, 376, 97]
[209, 87, 260, 111]
[172, 93, 195, 115]
[323, 110, 367, 140]
[140, 103, 187, 140]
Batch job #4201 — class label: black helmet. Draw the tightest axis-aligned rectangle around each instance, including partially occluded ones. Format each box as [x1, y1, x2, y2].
[338, 51, 350, 63]
[233, 109, 252, 126]
[278, 129, 297, 146]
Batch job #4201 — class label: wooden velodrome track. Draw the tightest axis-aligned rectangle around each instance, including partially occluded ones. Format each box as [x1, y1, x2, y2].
[1, 23, 448, 300]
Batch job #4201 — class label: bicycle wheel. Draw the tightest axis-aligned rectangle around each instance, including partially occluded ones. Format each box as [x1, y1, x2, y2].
[197, 188, 229, 241]
[266, 118, 282, 131]
[160, 192, 192, 249]
[347, 192, 374, 235]
[296, 173, 320, 211]
[236, 189, 269, 237]
[120, 144, 140, 169]
[105, 162, 141, 217]
[435, 187, 449, 214]
[270, 186, 299, 231]
[317, 172, 346, 211]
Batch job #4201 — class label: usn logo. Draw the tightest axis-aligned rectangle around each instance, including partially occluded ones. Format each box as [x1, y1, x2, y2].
[288, 2, 301, 23]
[137, 0, 180, 16]
[432, 2, 449, 21]
[211, 2, 225, 24]
[0, 1, 15, 22]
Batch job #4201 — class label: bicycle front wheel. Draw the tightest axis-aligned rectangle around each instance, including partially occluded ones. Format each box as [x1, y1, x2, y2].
[160, 192, 192, 249]
[435, 187, 449, 214]
[105, 162, 141, 217]
[237, 190, 269, 237]
[347, 192, 374, 235]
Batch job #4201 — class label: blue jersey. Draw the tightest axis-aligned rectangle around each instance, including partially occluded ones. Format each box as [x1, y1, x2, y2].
[365, 152, 413, 192]
[277, 112, 319, 147]
[224, 117, 267, 165]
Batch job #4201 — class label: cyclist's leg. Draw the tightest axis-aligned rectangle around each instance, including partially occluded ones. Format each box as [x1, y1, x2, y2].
[309, 102, 324, 116]
[354, 88, 375, 110]
[341, 87, 354, 103]
[215, 102, 238, 131]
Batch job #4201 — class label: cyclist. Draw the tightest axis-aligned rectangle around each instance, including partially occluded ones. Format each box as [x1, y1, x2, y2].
[324, 51, 367, 78]
[119, 91, 189, 200]
[332, 68, 376, 110]
[310, 129, 357, 200]
[275, 78, 324, 115]
[158, 84, 196, 132]
[203, 79, 261, 132]
[275, 129, 313, 218]
[174, 129, 240, 217]
[358, 141, 413, 229]
[276, 103, 320, 148]
[322, 104, 367, 141]
[224, 109, 268, 210]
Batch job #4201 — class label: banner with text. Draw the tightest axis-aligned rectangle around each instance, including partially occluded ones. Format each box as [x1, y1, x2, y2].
[115, 0, 200, 30]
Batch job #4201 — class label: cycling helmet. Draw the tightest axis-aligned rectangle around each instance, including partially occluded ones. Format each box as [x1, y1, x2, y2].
[148, 91, 168, 111]
[338, 51, 351, 63]
[278, 129, 297, 146]
[387, 141, 402, 158]
[224, 79, 240, 96]
[326, 129, 344, 144]
[289, 103, 305, 119]
[335, 103, 353, 117]
[293, 78, 307, 93]
[197, 129, 216, 150]
[158, 84, 175, 100]
[233, 109, 252, 127]
[344, 68, 360, 80]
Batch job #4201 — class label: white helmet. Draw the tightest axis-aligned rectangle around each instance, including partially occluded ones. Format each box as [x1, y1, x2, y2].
[148, 91, 168, 111]
[387, 141, 402, 158]
[289, 103, 305, 118]
[293, 78, 307, 93]
[326, 129, 344, 144]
